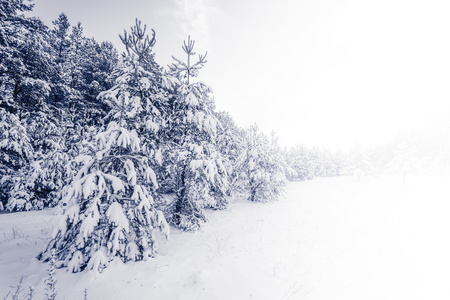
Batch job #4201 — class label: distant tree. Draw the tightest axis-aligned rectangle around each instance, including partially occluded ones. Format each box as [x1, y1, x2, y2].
[5, 144, 74, 211]
[241, 125, 289, 202]
[350, 146, 375, 181]
[0, 0, 33, 19]
[0, 107, 33, 209]
[51, 13, 70, 64]
[5, 104, 77, 211]
[214, 111, 245, 196]
[283, 145, 318, 180]
[330, 150, 351, 177]
[78, 39, 118, 125]
[283, 145, 351, 181]
[49, 13, 72, 107]
[0, 108, 33, 171]
[386, 143, 419, 183]
[0, 2, 51, 112]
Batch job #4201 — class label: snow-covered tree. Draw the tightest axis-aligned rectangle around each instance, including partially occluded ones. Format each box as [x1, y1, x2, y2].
[386, 143, 419, 183]
[350, 146, 375, 180]
[283, 145, 351, 181]
[284, 145, 319, 181]
[241, 126, 289, 202]
[113, 19, 170, 148]
[38, 63, 170, 272]
[0, 107, 33, 208]
[5, 147, 74, 211]
[4, 106, 80, 211]
[75, 39, 118, 126]
[65, 24, 119, 126]
[0, 108, 33, 171]
[214, 111, 245, 196]
[48, 13, 72, 107]
[0, 1, 52, 111]
[163, 36, 227, 231]
[328, 150, 351, 177]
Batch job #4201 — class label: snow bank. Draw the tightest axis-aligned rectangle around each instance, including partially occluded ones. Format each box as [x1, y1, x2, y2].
[1, 175, 450, 299]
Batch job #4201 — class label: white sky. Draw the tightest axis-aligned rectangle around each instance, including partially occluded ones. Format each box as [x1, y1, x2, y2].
[29, 0, 450, 150]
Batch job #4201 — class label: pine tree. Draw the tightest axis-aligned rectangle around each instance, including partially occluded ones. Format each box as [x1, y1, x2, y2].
[0, 0, 33, 19]
[241, 126, 289, 202]
[38, 29, 170, 271]
[386, 143, 418, 183]
[114, 19, 168, 144]
[65, 21, 84, 112]
[4, 103, 78, 211]
[164, 36, 227, 231]
[0, 108, 34, 209]
[283, 145, 350, 181]
[49, 13, 72, 107]
[6, 144, 74, 211]
[79, 39, 118, 126]
[0, 108, 33, 171]
[214, 111, 245, 196]
[0, 2, 51, 112]
[351, 146, 375, 181]
[51, 13, 70, 66]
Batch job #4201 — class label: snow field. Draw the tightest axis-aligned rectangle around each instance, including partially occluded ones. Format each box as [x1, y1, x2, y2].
[1, 175, 450, 299]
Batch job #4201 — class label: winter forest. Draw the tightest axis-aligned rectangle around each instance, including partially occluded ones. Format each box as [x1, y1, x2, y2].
[2, 0, 450, 299]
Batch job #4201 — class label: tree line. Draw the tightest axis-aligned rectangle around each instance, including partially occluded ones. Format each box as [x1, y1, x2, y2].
[4, 0, 410, 274]
[1, 0, 301, 272]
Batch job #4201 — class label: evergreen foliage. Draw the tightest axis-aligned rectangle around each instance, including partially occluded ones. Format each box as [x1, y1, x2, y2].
[1, 6, 299, 273]
[214, 111, 245, 196]
[38, 20, 171, 271]
[39, 95, 170, 272]
[350, 146, 375, 180]
[0, 107, 33, 170]
[0, 1, 50, 111]
[240, 126, 290, 202]
[0, 5, 119, 211]
[386, 143, 419, 183]
[283, 145, 352, 181]
[165, 35, 227, 231]
[0, 108, 33, 208]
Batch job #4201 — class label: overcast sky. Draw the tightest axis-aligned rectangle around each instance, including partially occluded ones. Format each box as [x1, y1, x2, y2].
[29, 0, 450, 150]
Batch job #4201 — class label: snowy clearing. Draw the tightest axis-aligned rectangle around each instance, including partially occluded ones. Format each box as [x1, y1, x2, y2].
[1, 175, 450, 299]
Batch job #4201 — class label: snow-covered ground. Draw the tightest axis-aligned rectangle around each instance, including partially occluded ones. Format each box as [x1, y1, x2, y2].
[1, 175, 450, 299]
